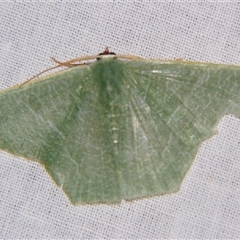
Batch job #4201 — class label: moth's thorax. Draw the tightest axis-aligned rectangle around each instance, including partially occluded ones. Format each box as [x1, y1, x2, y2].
[91, 58, 126, 148]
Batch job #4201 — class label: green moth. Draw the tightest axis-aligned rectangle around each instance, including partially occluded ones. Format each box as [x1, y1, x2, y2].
[1, 48, 240, 205]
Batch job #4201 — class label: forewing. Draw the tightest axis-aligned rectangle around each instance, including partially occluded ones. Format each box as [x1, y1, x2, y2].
[119, 60, 240, 200]
[0, 66, 121, 204]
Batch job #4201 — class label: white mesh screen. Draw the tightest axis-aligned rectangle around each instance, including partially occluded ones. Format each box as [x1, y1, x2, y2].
[1, 2, 240, 238]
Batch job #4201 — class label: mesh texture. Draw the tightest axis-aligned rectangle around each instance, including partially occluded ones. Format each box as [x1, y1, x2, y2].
[1, 2, 240, 238]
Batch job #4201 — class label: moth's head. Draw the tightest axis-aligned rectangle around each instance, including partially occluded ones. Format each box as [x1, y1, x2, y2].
[97, 47, 116, 60]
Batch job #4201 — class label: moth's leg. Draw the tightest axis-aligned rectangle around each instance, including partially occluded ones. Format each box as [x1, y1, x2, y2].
[50, 57, 88, 68]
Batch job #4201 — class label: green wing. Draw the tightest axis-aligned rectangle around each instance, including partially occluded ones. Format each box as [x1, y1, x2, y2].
[120, 60, 240, 200]
[0, 58, 240, 204]
[0, 63, 122, 204]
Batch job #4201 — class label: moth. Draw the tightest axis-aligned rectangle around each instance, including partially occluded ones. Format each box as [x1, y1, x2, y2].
[1, 48, 240, 205]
